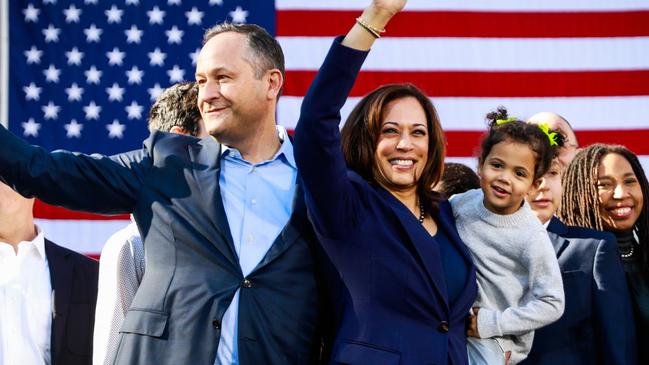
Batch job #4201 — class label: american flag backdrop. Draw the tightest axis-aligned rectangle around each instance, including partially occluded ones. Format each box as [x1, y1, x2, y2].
[1, 0, 649, 256]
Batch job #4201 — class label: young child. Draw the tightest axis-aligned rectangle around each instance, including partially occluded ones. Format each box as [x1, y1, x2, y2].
[450, 107, 565, 365]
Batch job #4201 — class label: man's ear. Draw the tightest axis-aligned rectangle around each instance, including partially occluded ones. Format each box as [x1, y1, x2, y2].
[169, 126, 190, 136]
[267, 69, 283, 100]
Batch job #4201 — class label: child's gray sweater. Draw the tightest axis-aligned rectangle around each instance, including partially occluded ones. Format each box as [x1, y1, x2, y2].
[451, 189, 564, 364]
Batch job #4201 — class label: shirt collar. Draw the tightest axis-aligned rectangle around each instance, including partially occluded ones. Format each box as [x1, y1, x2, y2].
[31, 226, 46, 261]
[219, 125, 296, 169]
[0, 226, 46, 261]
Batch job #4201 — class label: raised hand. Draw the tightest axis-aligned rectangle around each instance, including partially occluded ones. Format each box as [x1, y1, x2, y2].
[342, 0, 407, 51]
[371, 0, 407, 18]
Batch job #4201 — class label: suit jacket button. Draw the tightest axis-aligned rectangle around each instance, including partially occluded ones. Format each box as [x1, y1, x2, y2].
[212, 320, 221, 330]
[438, 321, 449, 333]
[242, 278, 252, 288]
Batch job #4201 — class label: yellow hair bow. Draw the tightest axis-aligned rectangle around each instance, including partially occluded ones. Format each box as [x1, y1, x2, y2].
[496, 117, 517, 125]
[537, 122, 559, 146]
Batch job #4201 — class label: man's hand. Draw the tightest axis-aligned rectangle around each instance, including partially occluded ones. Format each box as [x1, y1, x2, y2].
[466, 307, 481, 338]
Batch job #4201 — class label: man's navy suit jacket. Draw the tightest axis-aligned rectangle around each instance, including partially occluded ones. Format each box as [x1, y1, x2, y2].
[521, 217, 636, 365]
[46, 239, 98, 365]
[0, 126, 324, 365]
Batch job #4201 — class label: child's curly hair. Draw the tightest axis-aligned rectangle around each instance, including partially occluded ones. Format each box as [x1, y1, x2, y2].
[478, 106, 565, 181]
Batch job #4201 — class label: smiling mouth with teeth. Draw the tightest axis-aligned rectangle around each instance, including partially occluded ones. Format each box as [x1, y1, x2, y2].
[608, 206, 632, 217]
[492, 185, 509, 195]
[390, 159, 414, 166]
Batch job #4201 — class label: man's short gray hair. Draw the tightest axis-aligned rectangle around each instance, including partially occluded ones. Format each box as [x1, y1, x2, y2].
[203, 23, 285, 97]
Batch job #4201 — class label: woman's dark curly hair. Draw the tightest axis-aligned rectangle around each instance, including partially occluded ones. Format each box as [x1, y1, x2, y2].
[478, 106, 565, 181]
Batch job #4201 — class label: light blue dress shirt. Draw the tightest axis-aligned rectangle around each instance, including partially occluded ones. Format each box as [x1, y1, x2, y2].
[215, 126, 297, 365]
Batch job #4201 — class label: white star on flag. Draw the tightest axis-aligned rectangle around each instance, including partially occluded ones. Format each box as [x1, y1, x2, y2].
[229, 6, 248, 23]
[64, 120, 83, 138]
[185, 7, 204, 25]
[168, 0, 181, 5]
[24, 46, 43, 64]
[125, 0, 140, 5]
[148, 83, 164, 101]
[42, 101, 61, 120]
[84, 24, 103, 42]
[22, 118, 41, 137]
[23, 82, 42, 101]
[65, 47, 84, 66]
[209, 0, 223, 5]
[107, 47, 126, 66]
[106, 83, 125, 102]
[125, 25, 143, 44]
[23, 4, 40, 22]
[167, 65, 185, 82]
[189, 48, 200, 66]
[84, 0, 97, 4]
[43, 64, 61, 83]
[126, 66, 144, 84]
[84, 101, 101, 120]
[65, 83, 84, 102]
[147, 6, 165, 24]
[63, 4, 82, 23]
[148, 48, 166, 66]
[166, 26, 184, 44]
[125, 101, 144, 119]
[105, 5, 123, 24]
[42, 24, 61, 42]
[85, 66, 102, 84]
[107, 120, 126, 138]
[43, 0, 56, 4]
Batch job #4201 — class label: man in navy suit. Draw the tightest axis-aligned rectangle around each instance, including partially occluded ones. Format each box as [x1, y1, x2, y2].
[523, 155, 636, 364]
[0, 22, 324, 365]
[0, 181, 98, 365]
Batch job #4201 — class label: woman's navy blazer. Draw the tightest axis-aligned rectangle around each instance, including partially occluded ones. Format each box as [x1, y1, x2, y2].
[294, 38, 477, 365]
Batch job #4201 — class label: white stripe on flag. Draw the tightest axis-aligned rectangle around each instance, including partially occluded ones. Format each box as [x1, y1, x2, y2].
[35, 219, 131, 255]
[276, 0, 649, 11]
[280, 36, 649, 71]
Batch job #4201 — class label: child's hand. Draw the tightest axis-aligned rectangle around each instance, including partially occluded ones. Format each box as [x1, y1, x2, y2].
[466, 307, 481, 338]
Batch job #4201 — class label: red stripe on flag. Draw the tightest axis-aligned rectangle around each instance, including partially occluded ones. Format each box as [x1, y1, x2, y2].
[34, 200, 130, 220]
[284, 70, 649, 97]
[445, 129, 649, 157]
[277, 10, 649, 38]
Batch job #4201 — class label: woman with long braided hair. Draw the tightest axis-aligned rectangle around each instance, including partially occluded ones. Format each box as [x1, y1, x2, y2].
[559, 143, 649, 363]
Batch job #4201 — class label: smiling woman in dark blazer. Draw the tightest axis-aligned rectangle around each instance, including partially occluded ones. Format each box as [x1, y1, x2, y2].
[522, 158, 636, 365]
[293, 1, 477, 364]
[559, 144, 649, 364]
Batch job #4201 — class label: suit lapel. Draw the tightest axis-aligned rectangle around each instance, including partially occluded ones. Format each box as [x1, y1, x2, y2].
[547, 216, 570, 258]
[434, 202, 478, 307]
[253, 178, 307, 271]
[187, 137, 240, 269]
[45, 239, 72, 364]
[377, 188, 449, 311]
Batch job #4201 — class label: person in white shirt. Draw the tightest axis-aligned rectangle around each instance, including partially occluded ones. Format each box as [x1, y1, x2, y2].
[0, 181, 98, 365]
[93, 82, 204, 365]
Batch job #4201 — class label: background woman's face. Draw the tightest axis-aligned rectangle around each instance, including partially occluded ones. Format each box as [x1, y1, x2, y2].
[597, 152, 644, 232]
